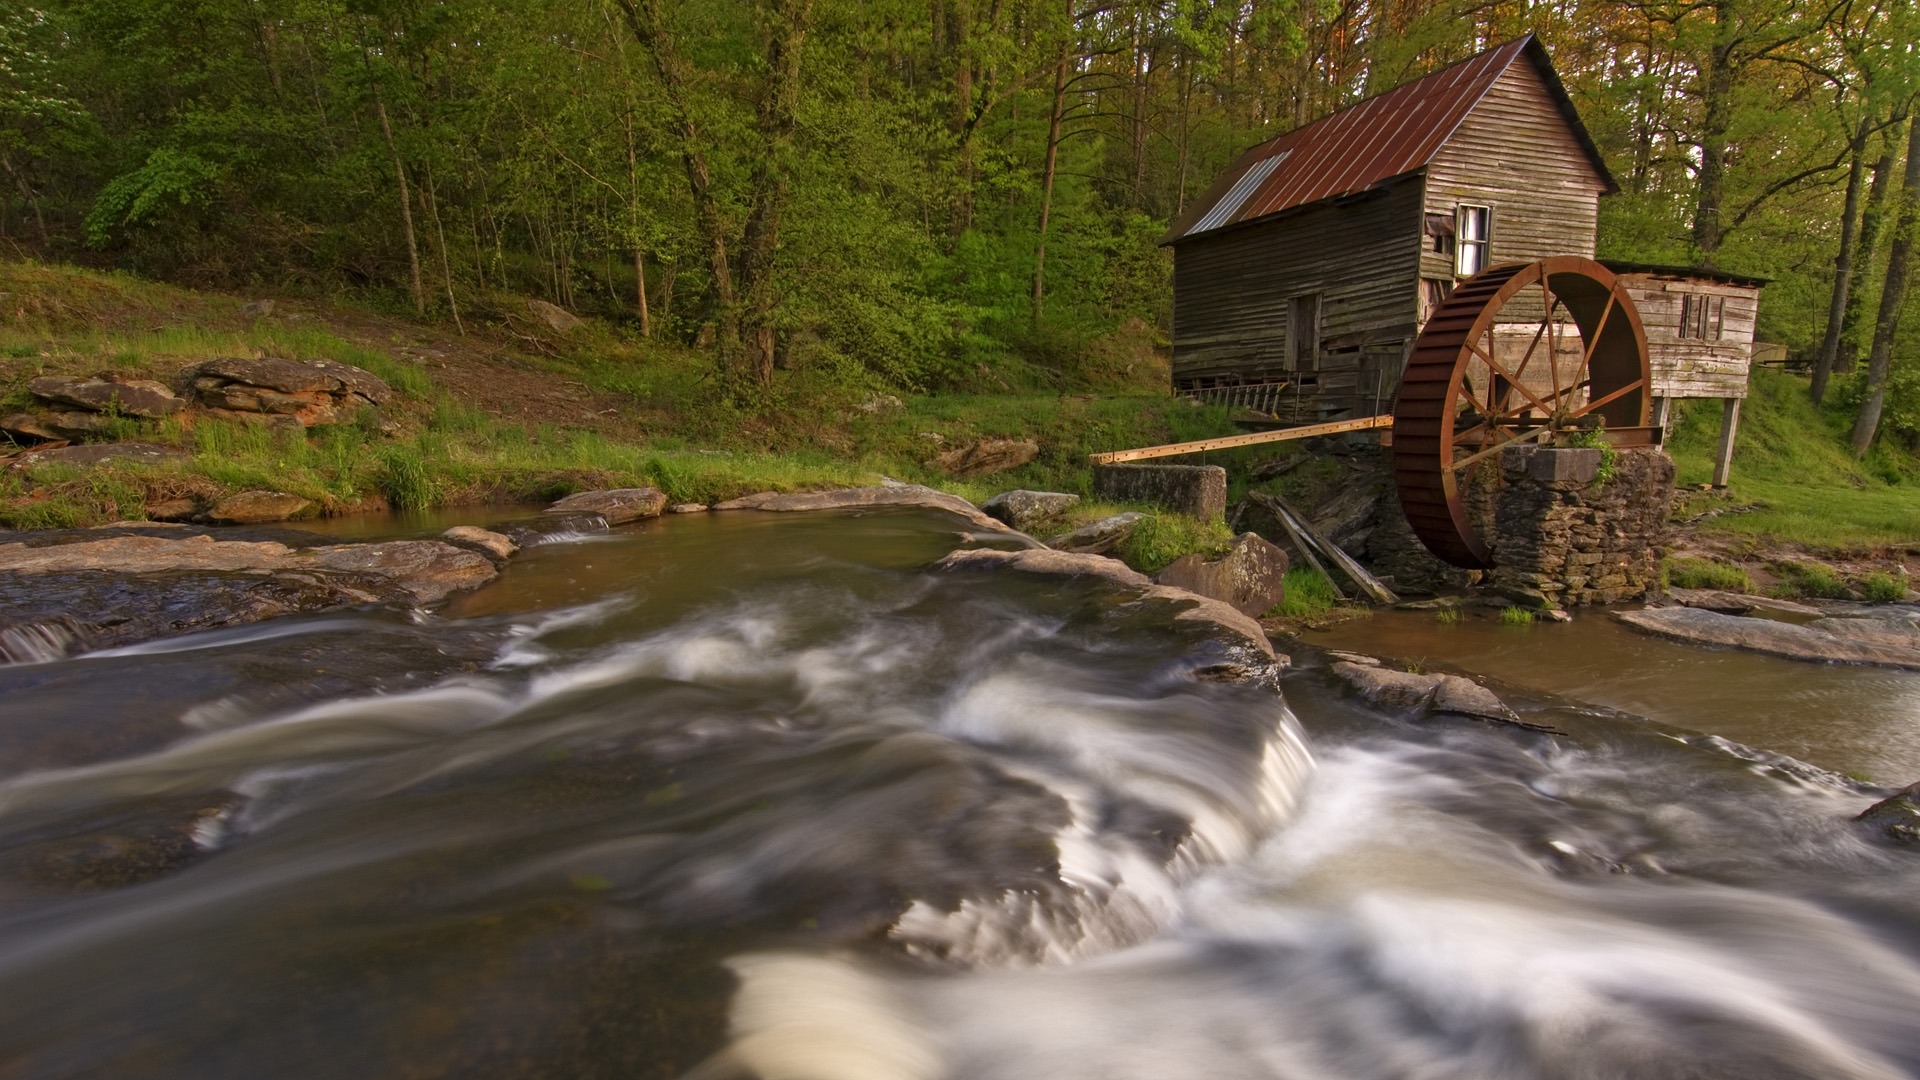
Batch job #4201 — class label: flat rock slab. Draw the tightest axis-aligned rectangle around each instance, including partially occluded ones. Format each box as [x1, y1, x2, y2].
[1328, 660, 1521, 724]
[1615, 607, 1920, 670]
[28, 375, 185, 417]
[933, 547, 1271, 657]
[714, 485, 1014, 534]
[1091, 463, 1227, 520]
[1667, 588, 1824, 619]
[206, 490, 315, 524]
[1047, 512, 1143, 555]
[979, 489, 1079, 532]
[937, 438, 1039, 478]
[545, 487, 668, 526]
[0, 534, 497, 606]
[5, 442, 191, 471]
[195, 356, 391, 404]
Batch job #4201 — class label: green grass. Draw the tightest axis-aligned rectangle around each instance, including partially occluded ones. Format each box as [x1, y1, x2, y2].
[1664, 555, 1755, 592]
[1275, 568, 1340, 619]
[1499, 605, 1536, 626]
[1666, 369, 1920, 551]
[1434, 604, 1463, 625]
[1768, 560, 1851, 600]
[1860, 571, 1907, 602]
[1116, 512, 1235, 573]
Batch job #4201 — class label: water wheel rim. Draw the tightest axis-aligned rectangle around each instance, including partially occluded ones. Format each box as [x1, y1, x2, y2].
[1391, 256, 1650, 569]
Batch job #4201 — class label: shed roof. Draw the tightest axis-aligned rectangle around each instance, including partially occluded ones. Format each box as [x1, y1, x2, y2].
[1164, 36, 1613, 244]
[1600, 260, 1771, 288]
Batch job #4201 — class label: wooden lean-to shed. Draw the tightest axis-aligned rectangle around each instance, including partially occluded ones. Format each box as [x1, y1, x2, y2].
[1603, 261, 1768, 486]
[1164, 36, 1614, 423]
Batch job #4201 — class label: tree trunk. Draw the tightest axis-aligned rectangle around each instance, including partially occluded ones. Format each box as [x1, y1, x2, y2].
[1840, 145, 1898, 374]
[1690, 0, 1737, 262]
[613, 0, 739, 363]
[949, 0, 974, 237]
[735, 0, 816, 387]
[1811, 146, 1865, 403]
[423, 161, 464, 335]
[1850, 115, 1920, 457]
[1031, 46, 1069, 325]
[373, 88, 426, 316]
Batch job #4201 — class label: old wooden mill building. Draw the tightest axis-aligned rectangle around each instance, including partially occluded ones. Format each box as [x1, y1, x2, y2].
[1164, 35, 1764, 484]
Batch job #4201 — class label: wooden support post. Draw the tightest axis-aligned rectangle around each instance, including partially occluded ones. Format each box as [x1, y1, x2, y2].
[1648, 395, 1669, 432]
[1713, 397, 1742, 488]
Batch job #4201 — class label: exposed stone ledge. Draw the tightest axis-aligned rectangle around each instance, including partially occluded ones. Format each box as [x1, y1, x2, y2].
[714, 485, 1020, 535]
[1615, 606, 1920, 670]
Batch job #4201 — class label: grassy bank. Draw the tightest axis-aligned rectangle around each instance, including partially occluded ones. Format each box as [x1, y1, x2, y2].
[1666, 368, 1920, 552]
[0, 263, 1250, 554]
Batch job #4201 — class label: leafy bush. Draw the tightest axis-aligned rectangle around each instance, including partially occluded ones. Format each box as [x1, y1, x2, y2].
[1664, 556, 1754, 593]
[1770, 560, 1851, 599]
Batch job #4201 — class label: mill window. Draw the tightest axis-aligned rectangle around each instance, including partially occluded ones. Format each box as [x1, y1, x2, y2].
[1455, 204, 1490, 277]
[1680, 294, 1723, 339]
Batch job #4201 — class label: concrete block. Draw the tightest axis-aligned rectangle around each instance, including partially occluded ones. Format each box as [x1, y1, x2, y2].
[1091, 463, 1227, 520]
[1503, 445, 1603, 485]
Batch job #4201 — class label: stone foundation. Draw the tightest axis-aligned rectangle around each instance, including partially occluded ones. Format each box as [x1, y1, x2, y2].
[1091, 463, 1227, 520]
[1490, 446, 1674, 607]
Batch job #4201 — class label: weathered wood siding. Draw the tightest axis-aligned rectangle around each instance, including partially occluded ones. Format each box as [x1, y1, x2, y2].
[1421, 61, 1606, 284]
[1618, 272, 1761, 399]
[1171, 176, 1423, 413]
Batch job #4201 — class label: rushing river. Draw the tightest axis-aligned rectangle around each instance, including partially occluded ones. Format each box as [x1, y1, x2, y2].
[2, 509, 1917, 1079]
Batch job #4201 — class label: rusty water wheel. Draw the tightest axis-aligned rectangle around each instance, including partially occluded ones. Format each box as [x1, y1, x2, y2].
[1392, 256, 1651, 569]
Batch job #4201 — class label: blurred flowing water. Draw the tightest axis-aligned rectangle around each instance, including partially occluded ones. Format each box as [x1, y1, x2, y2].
[0, 509, 1916, 1080]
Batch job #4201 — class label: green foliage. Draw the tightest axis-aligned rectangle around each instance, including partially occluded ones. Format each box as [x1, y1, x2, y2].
[1276, 568, 1339, 620]
[1860, 571, 1907, 602]
[1664, 556, 1755, 593]
[84, 148, 224, 247]
[1559, 426, 1618, 485]
[1498, 605, 1536, 627]
[1433, 604, 1463, 626]
[1769, 560, 1852, 600]
[375, 444, 436, 511]
[1116, 512, 1234, 574]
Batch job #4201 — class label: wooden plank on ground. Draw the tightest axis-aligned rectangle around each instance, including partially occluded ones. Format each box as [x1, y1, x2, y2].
[1091, 414, 1394, 464]
[1251, 493, 1346, 602]
[1264, 493, 1400, 606]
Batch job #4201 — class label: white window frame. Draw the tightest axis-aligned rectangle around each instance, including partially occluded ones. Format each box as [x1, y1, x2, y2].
[1455, 204, 1491, 278]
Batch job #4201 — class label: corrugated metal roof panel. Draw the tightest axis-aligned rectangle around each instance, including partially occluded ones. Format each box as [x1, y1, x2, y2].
[1167, 36, 1605, 244]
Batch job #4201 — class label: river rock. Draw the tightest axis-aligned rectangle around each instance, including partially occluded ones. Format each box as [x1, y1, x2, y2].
[666, 503, 709, 514]
[713, 485, 1014, 534]
[206, 490, 314, 524]
[1047, 512, 1144, 555]
[1615, 606, 1920, 670]
[1857, 783, 1920, 844]
[2, 413, 65, 443]
[1667, 588, 1824, 619]
[441, 525, 518, 561]
[937, 438, 1040, 478]
[1328, 660, 1520, 724]
[1153, 532, 1289, 618]
[980, 490, 1079, 532]
[545, 487, 668, 526]
[933, 546, 1272, 657]
[28, 375, 186, 418]
[527, 298, 584, 333]
[191, 356, 390, 427]
[5, 442, 191, 471]
[38, 410, 120, 439]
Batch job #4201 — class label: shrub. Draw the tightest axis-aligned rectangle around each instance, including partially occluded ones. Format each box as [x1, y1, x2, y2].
[1664, 556, 1754, 593]
[1859, 571, 1907, 603]
[1770, 560, 1851, 600]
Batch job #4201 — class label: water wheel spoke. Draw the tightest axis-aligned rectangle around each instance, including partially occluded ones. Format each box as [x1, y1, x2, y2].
[1569, 378, 1645, 420]
[1447, 424, 1557, 472]
[1577, 292, 1619, 382]
[1543, 279, 1563, 405]
[1461, 337, 1554, 418]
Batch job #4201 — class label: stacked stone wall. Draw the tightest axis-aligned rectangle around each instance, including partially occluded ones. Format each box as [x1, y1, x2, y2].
[1490, 446, 1674, 607]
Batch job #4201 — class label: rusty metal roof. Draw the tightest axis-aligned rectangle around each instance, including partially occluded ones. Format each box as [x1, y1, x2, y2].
[1166, 36, 1613, 244]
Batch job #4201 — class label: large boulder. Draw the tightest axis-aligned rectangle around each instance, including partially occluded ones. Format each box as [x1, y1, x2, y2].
[206, 490, 315, 525]
[1153, 532, 1289, 618]
[1327, 657, 1521, 725]
[1047, 512, 1144, 555]
[191, 356, 390, 427]
[937, 438, 1040, 478]
[1091, 463, 1227, 520]
[527, 299, 584, 333]
[545, 487, 668, 526]
[979, 489, 1079, 533]
[28, 375, 186, 418]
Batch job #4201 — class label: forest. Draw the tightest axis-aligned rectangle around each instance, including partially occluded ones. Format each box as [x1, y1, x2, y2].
[2, 0, 1918, 447]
